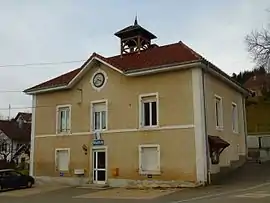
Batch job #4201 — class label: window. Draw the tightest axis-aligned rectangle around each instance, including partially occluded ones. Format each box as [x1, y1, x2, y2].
[0, 143, 8, 152]
[92, 101, 107, 131]
[140, 93, 158, 127]
[232, 103, 238, 133]
[55, 149, 70, 171]
[215, 95, 223, 129]
[139, 145, 160, 174]
[57, 106, 71, 134]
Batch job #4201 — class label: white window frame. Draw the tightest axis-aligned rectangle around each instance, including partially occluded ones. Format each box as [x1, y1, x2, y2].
[55, 148, 70, 172]
[139, 93, 159, 128]
[214, 95, 223, 130]
[138, 144, 161, 175]
[56, 105, 72, 135]
[232, 102, 239, 133]
[91, 99, 108, 132]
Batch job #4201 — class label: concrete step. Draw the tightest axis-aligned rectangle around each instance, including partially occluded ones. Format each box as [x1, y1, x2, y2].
[76, 183, 110, 190]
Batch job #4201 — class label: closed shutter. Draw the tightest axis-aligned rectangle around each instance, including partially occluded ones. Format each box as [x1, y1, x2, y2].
[141, 147, 159, 171]
[57, 150, 69, 171]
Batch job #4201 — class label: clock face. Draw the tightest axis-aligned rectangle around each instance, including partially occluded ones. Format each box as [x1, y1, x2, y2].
[93, 72, 105, 88]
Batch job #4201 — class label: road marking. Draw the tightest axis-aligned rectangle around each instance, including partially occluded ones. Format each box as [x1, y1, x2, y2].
[170, 182, 270, 203]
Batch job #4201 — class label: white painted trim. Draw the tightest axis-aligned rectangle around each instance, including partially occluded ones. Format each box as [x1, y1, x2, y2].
[56, 104, 72, 135]
[90, 99, 108, 132]
[126, 61, 201, 76]
[68, 57, 123, 87]
[192, 68, 207, 183]
[214, 94, 223, 131]
[55, 148, 70, 172]
[90, 68, 108, 91]
[231, 102, 239, 134]
[91, 146, 108, 184]
[25, 85, 67, 95]
[138, 144, 161, 175]
[29, 95, 36, 177]
[138, 92, 159, 129]
[35, 124, 195, 138]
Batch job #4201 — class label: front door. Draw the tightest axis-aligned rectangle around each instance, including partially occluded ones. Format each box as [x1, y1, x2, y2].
[93, 149, 106, 184]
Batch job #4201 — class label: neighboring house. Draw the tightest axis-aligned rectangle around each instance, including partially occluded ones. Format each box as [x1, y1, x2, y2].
[0, 112, 31, 165]
[244, 74, 270, 161]
[24, 20, 250, 187]
[244, 73, 270, 97]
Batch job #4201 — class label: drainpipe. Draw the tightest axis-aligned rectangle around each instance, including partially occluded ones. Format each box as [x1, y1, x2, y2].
[242, 96, 248, 160]
[202, 62, 211, 184]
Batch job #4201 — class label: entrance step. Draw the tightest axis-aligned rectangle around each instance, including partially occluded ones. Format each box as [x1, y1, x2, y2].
[77, 183, 110, 190]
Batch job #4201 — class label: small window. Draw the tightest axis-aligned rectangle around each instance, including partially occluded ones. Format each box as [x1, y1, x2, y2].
[232, 103, 238, 133]
[55, 149, 70, 171]
[215, 95, 223, 129]
[140, 94, 158, 127]
[139, 145, 160, 174]
[92, 101, 107, 131]
[0, 143, 8, 152]
[57, 106, 71, 134]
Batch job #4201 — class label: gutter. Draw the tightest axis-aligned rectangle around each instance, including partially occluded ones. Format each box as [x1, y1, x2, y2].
[125, 60, 201, 76]
[201, 65, 211, 184]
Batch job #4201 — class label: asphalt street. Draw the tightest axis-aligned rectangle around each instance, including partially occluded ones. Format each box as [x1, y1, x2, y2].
[1, 161, 270, 203]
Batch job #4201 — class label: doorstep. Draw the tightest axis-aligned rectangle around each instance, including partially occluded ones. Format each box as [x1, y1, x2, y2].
[76, 183, 111, 190]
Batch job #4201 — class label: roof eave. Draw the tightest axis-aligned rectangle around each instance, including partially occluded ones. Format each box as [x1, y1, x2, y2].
[200, 60, 251, 96]
[23, 85, 68, 95]
[125, 60, 201, 76]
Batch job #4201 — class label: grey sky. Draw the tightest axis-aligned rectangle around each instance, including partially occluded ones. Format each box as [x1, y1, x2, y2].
[0, 0, 269, 117]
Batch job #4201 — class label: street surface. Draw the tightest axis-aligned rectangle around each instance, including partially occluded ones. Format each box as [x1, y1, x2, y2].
[1, 161, 270, 203]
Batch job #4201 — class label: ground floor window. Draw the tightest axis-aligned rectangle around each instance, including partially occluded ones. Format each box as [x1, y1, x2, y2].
[139, 144, 160, 174]
[55, 148, 70, 171]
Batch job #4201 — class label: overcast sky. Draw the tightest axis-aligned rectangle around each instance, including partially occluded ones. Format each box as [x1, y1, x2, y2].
[0, 0, 269, 118]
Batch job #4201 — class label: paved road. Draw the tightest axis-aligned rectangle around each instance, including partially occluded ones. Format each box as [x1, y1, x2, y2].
[1, 161, 270, 203]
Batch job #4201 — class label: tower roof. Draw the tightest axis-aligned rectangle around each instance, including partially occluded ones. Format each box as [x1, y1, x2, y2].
[114, 18, 157, 40]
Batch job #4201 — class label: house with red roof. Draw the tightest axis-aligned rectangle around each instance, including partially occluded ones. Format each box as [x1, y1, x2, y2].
[0, 112, 31, 166]
[24, 19, 250, 187]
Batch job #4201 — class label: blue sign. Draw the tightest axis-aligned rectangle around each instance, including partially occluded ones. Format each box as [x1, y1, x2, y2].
[93, 139, 104, 146]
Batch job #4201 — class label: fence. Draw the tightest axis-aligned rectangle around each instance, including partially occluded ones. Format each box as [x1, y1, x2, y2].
[247, 135, 270, 162]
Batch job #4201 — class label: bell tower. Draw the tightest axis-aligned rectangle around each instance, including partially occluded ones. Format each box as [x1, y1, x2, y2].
[114, 17, 157, 55]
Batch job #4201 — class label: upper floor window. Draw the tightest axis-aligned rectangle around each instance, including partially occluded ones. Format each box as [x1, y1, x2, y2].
[232, 102, 239, 133]
[0, 143, 8, 152]
[215, 95, 223, 129]
[92, 100, 107, 131]
[139, 93, 159, 128]
[57, 105, 71, 134]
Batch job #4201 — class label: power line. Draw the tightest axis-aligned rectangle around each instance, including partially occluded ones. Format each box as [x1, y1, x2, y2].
[0, 90, 23, 93]
[0, 60, 85, 68]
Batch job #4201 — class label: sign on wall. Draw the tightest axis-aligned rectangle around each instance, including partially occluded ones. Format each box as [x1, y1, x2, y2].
[92, 131, 104, 146]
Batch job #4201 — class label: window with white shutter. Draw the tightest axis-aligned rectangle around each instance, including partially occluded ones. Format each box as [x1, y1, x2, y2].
[232, 102, 239, 133]
[139, 144, 160, 174]
[56, 105, 71, 134]
[91, 101, 107, 132]
[55, 149, 70, 171]
[139, 93, 159, 128]
[214, 95, 223, 130]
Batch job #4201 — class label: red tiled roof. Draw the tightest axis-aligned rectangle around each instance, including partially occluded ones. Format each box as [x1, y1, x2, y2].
[24, 41, 202, 93]
[0, 120, 31, 142]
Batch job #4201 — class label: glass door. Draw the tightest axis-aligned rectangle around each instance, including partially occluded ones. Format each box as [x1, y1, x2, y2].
[93, 149, 106, 184]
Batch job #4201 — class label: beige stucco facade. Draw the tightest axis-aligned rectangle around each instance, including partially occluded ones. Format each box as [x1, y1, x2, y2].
[31, 62, 247, 187]
[204, 73, 247, 174]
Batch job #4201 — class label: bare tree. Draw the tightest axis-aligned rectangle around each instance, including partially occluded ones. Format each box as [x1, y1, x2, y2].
[245, 11, 270, 67]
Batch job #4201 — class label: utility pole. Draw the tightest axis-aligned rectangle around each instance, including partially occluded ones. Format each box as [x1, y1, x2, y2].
[8, 104, 11, 120]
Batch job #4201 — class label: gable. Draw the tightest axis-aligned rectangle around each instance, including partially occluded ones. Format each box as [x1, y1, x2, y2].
[24, 41, 250, 96]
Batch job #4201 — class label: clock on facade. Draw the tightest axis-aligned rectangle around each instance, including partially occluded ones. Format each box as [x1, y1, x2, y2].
[92, 72, 105, 88]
